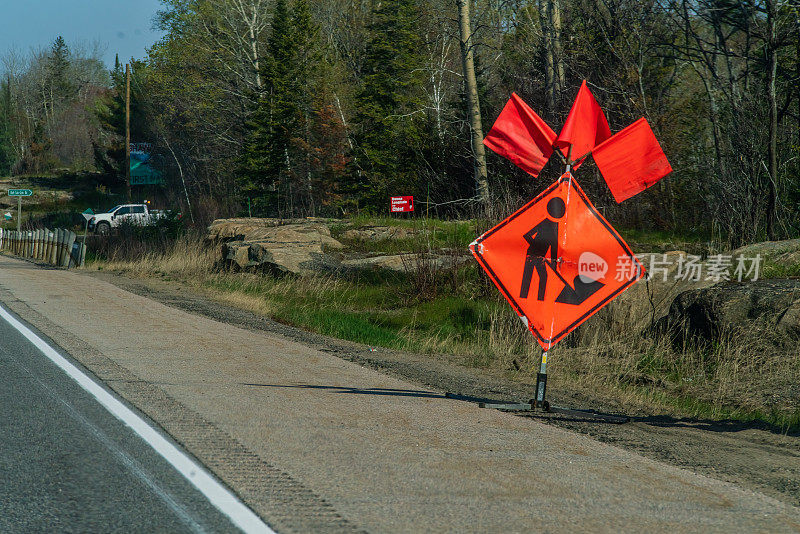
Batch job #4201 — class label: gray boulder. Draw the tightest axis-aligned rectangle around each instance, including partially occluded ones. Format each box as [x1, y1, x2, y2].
[655, 279, 800, 342]
[219, 223, 343, 275]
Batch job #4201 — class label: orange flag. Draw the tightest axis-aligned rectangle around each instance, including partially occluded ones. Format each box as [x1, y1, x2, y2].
[554, 80, 611, 165]
[592, 118, 672, 203]
[484, 93, 557, 177]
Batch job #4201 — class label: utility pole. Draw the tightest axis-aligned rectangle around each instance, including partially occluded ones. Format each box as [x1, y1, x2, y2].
[125, 63, 131, 202]
[457, 0, 489, 211]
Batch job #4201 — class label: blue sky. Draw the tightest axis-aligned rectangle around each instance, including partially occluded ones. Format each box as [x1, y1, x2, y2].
[0, 0, 165, 68]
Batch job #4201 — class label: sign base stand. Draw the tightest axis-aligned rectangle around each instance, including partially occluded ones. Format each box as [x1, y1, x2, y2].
[445, 348, 629, 424]
[444, 393, 629, 423]
[532, 351, 549, 411]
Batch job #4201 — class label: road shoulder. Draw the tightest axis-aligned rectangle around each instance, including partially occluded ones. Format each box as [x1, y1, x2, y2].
[89, 269, 800, 508]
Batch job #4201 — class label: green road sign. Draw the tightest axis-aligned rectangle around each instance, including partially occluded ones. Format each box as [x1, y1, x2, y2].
[8, 189, 32, 196]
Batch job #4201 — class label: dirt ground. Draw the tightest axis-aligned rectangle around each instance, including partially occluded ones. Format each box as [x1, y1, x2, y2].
[91, 270, 800, 508]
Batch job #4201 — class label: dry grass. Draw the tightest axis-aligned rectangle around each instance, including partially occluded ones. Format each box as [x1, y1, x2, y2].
[96, 233, 216, 278]
[547, 286, 799, 426]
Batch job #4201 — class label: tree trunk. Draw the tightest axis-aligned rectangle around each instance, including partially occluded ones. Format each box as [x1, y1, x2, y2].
[247, 0, 263, 92]
[551, 0, 564, 101]
[540, 0, 564, 118]
[457, 0, 489, 209]
[796, 9, 800, 152]
[766, 0, 778, 240]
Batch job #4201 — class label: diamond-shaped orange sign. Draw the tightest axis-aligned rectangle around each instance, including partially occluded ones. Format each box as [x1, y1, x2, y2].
[470, 173, 645, 350]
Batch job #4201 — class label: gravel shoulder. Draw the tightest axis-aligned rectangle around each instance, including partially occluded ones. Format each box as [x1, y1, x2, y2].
[89, 269, 800, 509]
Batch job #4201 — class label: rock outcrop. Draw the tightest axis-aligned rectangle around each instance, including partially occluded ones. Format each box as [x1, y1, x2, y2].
[732, 238, 800, 258]
[208, 217, 342, 249]
[209, 218, 467, 275]
[655, 279, 800, 342]
[608, 251, 716, 330]
[212, 219, 343, 275]
[339, 225, 421, 241]
[341, 252, 469, 272]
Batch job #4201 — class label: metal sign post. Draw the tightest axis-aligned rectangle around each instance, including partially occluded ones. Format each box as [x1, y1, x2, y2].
[8, 189, 33, 232]
[81, 208, 94, 241]
[533, 351, 549, 410]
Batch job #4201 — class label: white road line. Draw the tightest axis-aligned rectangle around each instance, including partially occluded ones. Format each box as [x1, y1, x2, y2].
[0, 304, 275, 534]
[0, 345, 206, 533]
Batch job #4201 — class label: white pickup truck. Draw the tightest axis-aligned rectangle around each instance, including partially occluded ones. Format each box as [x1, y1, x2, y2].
[88, 203, 167, 235]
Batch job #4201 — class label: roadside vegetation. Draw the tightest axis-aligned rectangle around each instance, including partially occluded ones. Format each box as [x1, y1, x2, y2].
[86, 219, 800, 432]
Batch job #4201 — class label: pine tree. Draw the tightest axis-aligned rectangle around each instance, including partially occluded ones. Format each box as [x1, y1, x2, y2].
[289, 0, 323, 215]
[47, 36, 73, 115]
[241, 0, 324, 216]
[352, 0, 426, 210]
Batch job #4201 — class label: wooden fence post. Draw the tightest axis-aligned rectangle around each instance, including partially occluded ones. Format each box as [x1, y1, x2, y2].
[63, 230, 76, 268]
[49, 230, 57, 265]
[45, 230, 52, 265]
[57, 229, 65, 266]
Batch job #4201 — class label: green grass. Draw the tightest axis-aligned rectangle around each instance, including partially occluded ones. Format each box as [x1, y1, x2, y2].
[203, 270, 506, 357]
[761, 257, 800, 278]
[642, 387, 800, 432]
[330, 217, 479, 255]
[618, 227, 712, 254]
[279, 307, 404, 347]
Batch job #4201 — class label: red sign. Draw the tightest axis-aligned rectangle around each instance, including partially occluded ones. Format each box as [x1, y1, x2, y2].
[390, 196, 414, 213]
[470, 173, 644, 350]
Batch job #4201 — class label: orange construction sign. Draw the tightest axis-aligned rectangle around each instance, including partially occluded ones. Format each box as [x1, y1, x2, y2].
[470, 173, 645, 350]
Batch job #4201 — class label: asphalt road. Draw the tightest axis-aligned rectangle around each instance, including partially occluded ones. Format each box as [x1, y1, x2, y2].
[0, 307, 244, 533]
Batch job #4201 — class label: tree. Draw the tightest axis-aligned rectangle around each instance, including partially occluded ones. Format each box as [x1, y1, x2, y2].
[353, 0, 427, 210]
[540, 0, 565, 118]
[46, 36, 73, 119]
[241, 0, 327, 216]
[92, 57, 128, 181]
[457, 0, 489, 209]
[0, 78, 14, 175]
[241, 0, 295, 215]
[658, 0, 797, 244]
